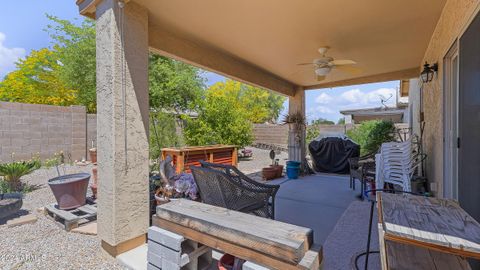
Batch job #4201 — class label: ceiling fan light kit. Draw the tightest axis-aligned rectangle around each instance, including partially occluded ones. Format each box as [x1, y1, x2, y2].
[315, 67, 331, 76]
[297, 46, 359, 81]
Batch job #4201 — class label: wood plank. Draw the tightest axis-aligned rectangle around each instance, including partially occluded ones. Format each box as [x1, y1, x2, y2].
[385, 240, 471, 270]
[379, 192, 480, 258]
[153, 216, 320, 270]
[155, 199, 312, 265]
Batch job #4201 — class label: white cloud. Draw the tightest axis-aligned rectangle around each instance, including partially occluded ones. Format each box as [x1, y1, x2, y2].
[313, 105, 334, 114]
[340, 88, 396, 106]
[315, 92, 333, 104]
[0, 32, 25, 79]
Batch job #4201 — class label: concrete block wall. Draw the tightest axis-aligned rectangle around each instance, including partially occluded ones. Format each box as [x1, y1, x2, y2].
[86, 114, 97, 149]
[0, 101, 95, 162]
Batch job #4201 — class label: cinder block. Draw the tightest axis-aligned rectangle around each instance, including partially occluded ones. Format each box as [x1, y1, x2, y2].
[147, 263, 161, 270]
[148, 240, 189, 266]
[148, 226, 185, 251]
[242, 261, 271, 270]
[147, 226, 212, 270]
[147, 251, 163, 268]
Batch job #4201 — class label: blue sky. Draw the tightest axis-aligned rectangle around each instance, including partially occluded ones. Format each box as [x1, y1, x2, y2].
[0, 0, 402, 123]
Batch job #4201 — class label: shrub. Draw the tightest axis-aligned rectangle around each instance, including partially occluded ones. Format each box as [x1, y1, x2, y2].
[0, 161, 37, 192]
[347, 120, 396, 155]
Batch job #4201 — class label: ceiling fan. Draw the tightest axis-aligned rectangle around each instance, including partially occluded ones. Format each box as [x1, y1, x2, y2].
[298, 47, 359, 81]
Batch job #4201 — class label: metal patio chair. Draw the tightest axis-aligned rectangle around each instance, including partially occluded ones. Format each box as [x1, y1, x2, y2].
[191, 164, 279, 219]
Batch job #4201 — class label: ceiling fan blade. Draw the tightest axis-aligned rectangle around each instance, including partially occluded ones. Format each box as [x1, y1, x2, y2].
[335, 65, 362, 75]
[330, 59, 356, 66]
[316, 75, 326, 81]
[297, 63, 314, 66]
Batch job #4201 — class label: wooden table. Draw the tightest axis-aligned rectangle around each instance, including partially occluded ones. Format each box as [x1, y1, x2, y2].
[161, 145, 238, 173]
[377, 192, 480, 269]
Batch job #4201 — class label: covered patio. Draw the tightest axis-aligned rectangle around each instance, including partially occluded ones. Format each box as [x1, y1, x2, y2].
[72, 0, 480, 269]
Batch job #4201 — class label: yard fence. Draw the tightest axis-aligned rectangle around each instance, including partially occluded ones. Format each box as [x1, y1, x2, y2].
[0, 101, 96, 162]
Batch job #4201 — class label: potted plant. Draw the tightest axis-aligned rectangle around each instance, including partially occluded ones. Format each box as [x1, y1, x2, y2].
[153, 172, 198, 205]
[0, 160, 37, 192]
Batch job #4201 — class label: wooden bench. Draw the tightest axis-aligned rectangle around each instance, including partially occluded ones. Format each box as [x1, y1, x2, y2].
[152, 199, 322, 270]
[378, 192, 478, 270]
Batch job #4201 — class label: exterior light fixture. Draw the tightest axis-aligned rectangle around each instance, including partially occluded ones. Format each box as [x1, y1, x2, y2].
[420, 62, 438, 83]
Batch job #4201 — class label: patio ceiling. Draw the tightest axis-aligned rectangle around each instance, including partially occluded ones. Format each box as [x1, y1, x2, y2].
[79, 0, 446, 94]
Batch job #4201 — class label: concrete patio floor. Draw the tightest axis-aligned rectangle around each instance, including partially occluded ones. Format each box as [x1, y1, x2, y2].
[270, 173, 359, 244]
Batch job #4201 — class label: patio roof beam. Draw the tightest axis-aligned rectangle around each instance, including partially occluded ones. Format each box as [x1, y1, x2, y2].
[148, 24, 298, 97]
[303, 67, 419, 90]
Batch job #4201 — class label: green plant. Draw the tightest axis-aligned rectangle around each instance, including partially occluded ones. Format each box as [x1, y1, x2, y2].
[347, 120, 396, 155]
[0, 161, 37, 192]
[184, 91, 253, 148]
[150, 111, 182, 160]
[306, 125, 321, 143]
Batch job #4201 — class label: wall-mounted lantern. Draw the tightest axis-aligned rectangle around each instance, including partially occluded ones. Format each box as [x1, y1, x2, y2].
[420, 62, 438, 83]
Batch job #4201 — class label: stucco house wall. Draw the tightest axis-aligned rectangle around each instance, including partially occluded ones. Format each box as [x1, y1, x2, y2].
[412, 0, 480, 196]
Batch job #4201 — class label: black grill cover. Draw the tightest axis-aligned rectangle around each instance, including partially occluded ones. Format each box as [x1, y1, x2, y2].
[309, 137, 360, 174]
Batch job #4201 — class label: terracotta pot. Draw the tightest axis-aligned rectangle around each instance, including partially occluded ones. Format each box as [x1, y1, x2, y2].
[262, 167, 277, 181]
[48, 173, 90, 210]
[89, 148, 97, 164]
[218, 254, 244, 270]
[270, 165, 284, 178]
[90, 183, 97, 199]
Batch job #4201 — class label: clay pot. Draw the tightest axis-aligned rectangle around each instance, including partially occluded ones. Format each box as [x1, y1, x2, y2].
[218, 254, 244, 270]
[270, 165, 284, 178]
[89, 148, 97, 164]
[48, 173, 90, 210]
[90, 166, 98, 199]
[262, 167, 277, 181]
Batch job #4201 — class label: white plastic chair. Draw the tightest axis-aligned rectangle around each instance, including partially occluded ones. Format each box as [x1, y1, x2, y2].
[375, 138, 423, 192]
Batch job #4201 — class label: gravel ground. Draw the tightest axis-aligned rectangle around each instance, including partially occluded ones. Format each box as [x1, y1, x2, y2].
[238, 147, 288, 181]
[0, 148, 283, 270]
[0, 164, 124, 270]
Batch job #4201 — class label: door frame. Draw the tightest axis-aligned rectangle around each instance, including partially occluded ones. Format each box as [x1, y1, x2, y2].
[443, 41, 459, 200]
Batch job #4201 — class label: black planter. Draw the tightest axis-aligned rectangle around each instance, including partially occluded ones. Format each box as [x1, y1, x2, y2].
[0, 193, 23, 219]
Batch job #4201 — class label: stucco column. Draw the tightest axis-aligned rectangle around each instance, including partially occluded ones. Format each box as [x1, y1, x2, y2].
[96, 0, 149, 256]
[288, 86, 306, 166]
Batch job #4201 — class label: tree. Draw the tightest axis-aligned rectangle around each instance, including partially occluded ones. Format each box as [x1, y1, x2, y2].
[311, 118, 335, 125]
[337, 117, 346, 125]
[149, 54, 205, 112]
[0, 48, 77, 106]
[208, 80, 286, 123]
[46, 15, 97, 112]
[184, 90, 253, 147]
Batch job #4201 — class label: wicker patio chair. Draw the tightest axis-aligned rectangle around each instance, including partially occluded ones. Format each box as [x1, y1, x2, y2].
[190, 164, 279, 219]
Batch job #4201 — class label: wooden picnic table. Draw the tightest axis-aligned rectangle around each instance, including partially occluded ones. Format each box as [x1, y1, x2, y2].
[377, 192, 480, 270]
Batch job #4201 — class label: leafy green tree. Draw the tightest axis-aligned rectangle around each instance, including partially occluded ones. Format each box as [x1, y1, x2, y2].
[311, 118, 335, 125]
[0, 48, 76, 106]
[208, 80, 286, 123]
[150, 111, 182, 160]
[149, 54, 205, 112]
[46, 15, 97, 112]
[184, 90, 253, 147]
[337, 117, 346, 125]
